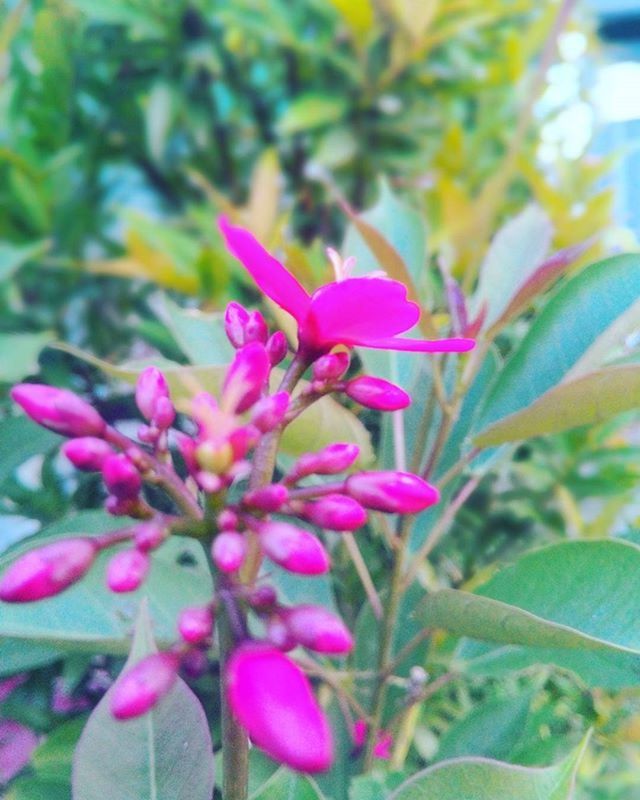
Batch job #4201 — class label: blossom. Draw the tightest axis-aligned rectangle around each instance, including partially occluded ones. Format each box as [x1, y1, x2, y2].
[219, 217, 475, 356]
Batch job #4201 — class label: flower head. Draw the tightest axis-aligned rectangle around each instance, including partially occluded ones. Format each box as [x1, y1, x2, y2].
[219, 217, 474, 356]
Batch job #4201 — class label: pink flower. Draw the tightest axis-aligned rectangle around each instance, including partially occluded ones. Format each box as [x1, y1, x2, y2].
[226, 643, 333, 772]
[219, 217, 474, 356]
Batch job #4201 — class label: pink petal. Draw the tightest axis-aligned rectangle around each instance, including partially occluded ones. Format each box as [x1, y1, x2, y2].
[0, 720, 38, 783]
[218, 217, 311, 321]
[354, 334, 475, 353]
[303, 278, 420, 348]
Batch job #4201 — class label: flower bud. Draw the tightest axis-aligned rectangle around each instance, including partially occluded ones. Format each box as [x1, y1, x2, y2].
[247, 584, 278, 609]
[224, 302, 250, 348]
[283, 605, 353, 654]
[134, 521, 168, 552]
[289, 443, 359, 482]
[259, 521, 330, 575]
[11, 384, 105, 438]
[251, 392, 289, 433]
[312, 351, 350, 383]
[135, 367, 172, 423]
[178, 606, 214, 644]
[217, 509, 239, 531]
[226, 643, 333, 772]
[102, 454, 142, 500]
[111, 652, 180, 720]
[345, 471, 439, 514]
[0, 538, 97, 602]
[265, 616, 296, 651]
[153, 396, 175, 430]
[106, 549, 150, 593]
[228, 425, 259, 460]
[222, 342, 270, 414]
[344, 376, 410, 411]
[105, 495, 149, 518]
[195, 472, 223, 494]
[176, 433, 198, 474]
[212, 532, 247, 573]
[243, 484, 289, 512]
[266, 331, 288, 366]
[244, 310, 268, 344]
[62, 437, 113, 471]
[304, 494, 367, 531]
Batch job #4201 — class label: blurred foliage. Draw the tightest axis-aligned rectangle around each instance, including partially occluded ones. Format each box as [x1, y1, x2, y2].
[2, 0, 640, 798]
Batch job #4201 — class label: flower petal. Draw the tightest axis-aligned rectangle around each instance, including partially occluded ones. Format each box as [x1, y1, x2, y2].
[304, 278, 420, 347]
[219, 217, 311, 321]
[354, 335, 476, 353]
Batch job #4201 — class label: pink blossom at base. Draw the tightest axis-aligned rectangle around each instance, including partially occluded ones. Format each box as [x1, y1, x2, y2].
[102, 453, 142, 500]
[106, 549, 150, 593]
[222, 342, 271, 414]
[259, 521, 330, 575]
[11, 384, 105, 437]
[62, 437, 114, 471]
[304, 494, 367, 531]
[218, 217, 474, 356]
[344, 376, 411, 411]
[0, 720, 39, 783]
[283, 605, 353, 654]
[0, 538, 97, 602]
[212, 531, 248, 573]
[111, 652, 180, 719]
[178, 606, 214, 644]
[226, 643, 333, 772]
[289, 443, 360, 481]
[346, 471, 440, 514]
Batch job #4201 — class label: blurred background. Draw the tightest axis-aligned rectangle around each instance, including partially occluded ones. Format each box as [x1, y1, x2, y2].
[2, 1, 640, 798]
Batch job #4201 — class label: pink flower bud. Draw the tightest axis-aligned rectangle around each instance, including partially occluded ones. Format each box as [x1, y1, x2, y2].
[344, 376, 410, 411]
[345, 471, 440, 513]
[178, 606, 213, 644]
[222, 342, 270, 414]
[224, 302, 250, 348]
[266, 331, 288, 365]
[312, 351, 350, 383]
[226, 643, 333, 772]
[243, 484, 289, 512]
[153, 396, 175, 430]
[304, 494, 367, 531]
[251, 392, 289, 433]
[11, 384, 105, 438]
[265, 616, 296, 651]
[244, 310, 268, 344]
[111, 652, 180, 720]
[217, 509, 239, 531]
[176, 433, 198, 474]
[289, 443, 359, 482]
[102, 454, 142, 500]
[373, 731, 393, 760]
[135, 367, 171, 423]
[228, 425, 259, 459]
[134, 521, 167, 552]
[283, 605, 353, 654]
[212, 531, 247, 573]
[259, 521, 330, 575]
[62, 437, 113, 471]
[106, 549, 150, 593]
[105, 495, 148, 518]
[247, 584, 277, 609]
[0, 538, 97, 602]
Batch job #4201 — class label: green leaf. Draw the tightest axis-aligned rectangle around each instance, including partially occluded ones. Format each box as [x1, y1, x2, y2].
[420, 540, 640, 687]
[474, 364, 640, 446]
[0, 240, 49, 282]
[389, 737, 588, 800]
[435, 690, 534, 763]
[160, 296, 234, 366]
[0, 533, 212, 654]
[0, 639, 61, 677]
[0, 331, 52, 382]
[276, 94, 347, 135]
[349, 772, 409, 800]
[473, 205, 553, 328]
[53, 344, 374, 461]
[0, 416, 61, 486]
[72, 601, 215, 800]
[474, 255, 640, 435]
[249, 768, 326, 800]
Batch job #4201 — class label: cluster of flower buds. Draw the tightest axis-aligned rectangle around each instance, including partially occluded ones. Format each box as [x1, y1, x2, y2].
[1, 220, 472, 774]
